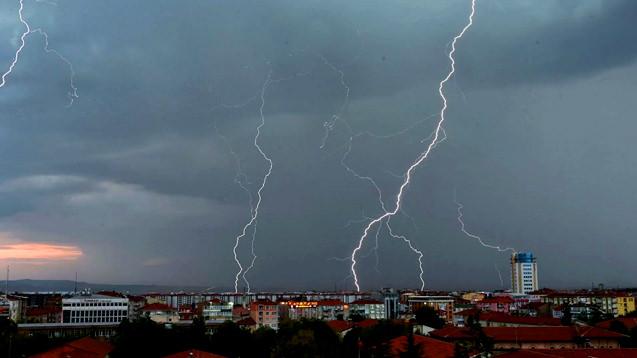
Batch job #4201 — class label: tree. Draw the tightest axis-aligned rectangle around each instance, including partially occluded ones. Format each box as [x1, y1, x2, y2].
[560, 305, 572, 325]
[251, 326, 277, 358]
[208, 321, 252, 357]
[627, 326, 637, 348]
[273, 319, 341, 358]
[399, 330, 422, 358]
[608, 320, 629, 335]
[0, 318, 17, 357]
[189, 316, 207, 349]
[467, 315, 493, 356]
[349, 313, 365, 322]
[415, 305, 445, 329]
[111, 317, 171, 357]
[358, 320, 408, 358]
[453, 342, 471, 358]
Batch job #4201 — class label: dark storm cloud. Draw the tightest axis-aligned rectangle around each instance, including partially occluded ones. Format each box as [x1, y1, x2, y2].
[0, 0, 635, 289]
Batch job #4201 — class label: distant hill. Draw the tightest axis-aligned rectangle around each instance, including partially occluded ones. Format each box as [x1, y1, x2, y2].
[3, 279, 217, 295]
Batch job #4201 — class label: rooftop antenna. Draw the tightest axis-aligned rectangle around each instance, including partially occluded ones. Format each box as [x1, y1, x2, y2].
[5, 265, 9, 299]
[74, 272, 78, 294]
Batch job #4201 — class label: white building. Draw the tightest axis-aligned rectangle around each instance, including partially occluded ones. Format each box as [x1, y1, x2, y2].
[201, 299, 233, 322]
[141, 303, 179, 324]
[62, 293, 129, 324]
[511, 252, 539, 294]
[349, 299, 386, 320]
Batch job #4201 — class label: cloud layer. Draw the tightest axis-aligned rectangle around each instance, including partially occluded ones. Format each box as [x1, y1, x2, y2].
[0, 0, 635, 290]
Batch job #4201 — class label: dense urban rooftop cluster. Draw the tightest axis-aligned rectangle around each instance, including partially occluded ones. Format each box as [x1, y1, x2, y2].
[0, 285, 636, 356]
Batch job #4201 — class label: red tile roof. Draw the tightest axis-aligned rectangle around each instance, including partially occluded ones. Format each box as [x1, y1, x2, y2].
[317, 299, 346, 306]
[31, 337, 113, 358]
[388, 335, 455, 358]
[498, 349, 637, 358]
[327, 320, 352, 333]
[355, 319, 379, 328]
[596, 317, 637, 330]
[456, 309, 562, 326]
[163, 349, 227, 358]
[236, 317, 256, 326]
[350, 299, 383, 305]
[232, 306, 250, 317]
[478, 296, 515, 304]
[142, 303, 174, 311]
[431, 326, 625, 343]
[545, 291, 632, 299]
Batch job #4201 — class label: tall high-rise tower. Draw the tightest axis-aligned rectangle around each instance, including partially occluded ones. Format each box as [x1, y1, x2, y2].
[511, 252, 538, 294]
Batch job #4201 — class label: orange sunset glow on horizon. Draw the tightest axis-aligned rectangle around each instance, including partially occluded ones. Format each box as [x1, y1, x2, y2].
[0, 242, 83, 261]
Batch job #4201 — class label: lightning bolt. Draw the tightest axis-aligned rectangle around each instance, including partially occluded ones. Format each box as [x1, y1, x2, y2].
[1, 0, 78, 106]
[385, 219, 424, 289]
[320, 54, 433, 281]
[494, 263, 504, 288]
[350, 0, 477, 292]
[241, 223, 258, 293]
[214, 121, 257, 293]
[454, 199, 516, 253]
[319, 54, 352, 149]
[231, 71, 274, 293]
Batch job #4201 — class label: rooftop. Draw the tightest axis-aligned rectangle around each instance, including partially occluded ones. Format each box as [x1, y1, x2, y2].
[388, 335, 455, 358]
[350, 299, 383, 305]
[30, 337, 113, 358]
[596, 317, 637, 331]
[456, 309, 562, 326]
[142, 303, 174, 312]
[163, 349, 227, 358]
[430, 326, 625, 342]
[497, 349, 637, 357]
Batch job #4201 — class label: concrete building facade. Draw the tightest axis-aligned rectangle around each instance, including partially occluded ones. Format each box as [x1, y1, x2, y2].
[511, 252, 539, 294]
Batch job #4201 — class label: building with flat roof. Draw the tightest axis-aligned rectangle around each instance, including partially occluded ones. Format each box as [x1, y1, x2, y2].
[349, 299, 386, 320]
[62, 293, 129, 324]
[250, 300, 278, 330]
[406, 295, 455, 323]
[201, 299, 233, 322]
[511, 252, 539, 294]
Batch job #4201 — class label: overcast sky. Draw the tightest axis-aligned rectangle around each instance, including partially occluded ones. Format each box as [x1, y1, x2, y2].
[0, 0, 636, 291]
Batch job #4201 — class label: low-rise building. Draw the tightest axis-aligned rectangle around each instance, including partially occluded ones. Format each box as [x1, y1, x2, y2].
[431, 326, 625, 350]
[462, 292, 486, 303]
[476, 296, 515, 314]
[62, 293, 129, 324]
[25, 306, 62, 323]
[618, 295, 636, 316]
[455, 309, 562, 327]
[278, 299, 348, 321]
[250, 299, 278, 330]
[127, 295, 146, 320]
[179, 304, 195, 321]
[349, 299, 386, 320]
[543, 291, 634, 317]
[406, 295, 454, 323]
[201, 299, 233, 322]
[382, 288, 400, 320]
[141, 303, 179, 324]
